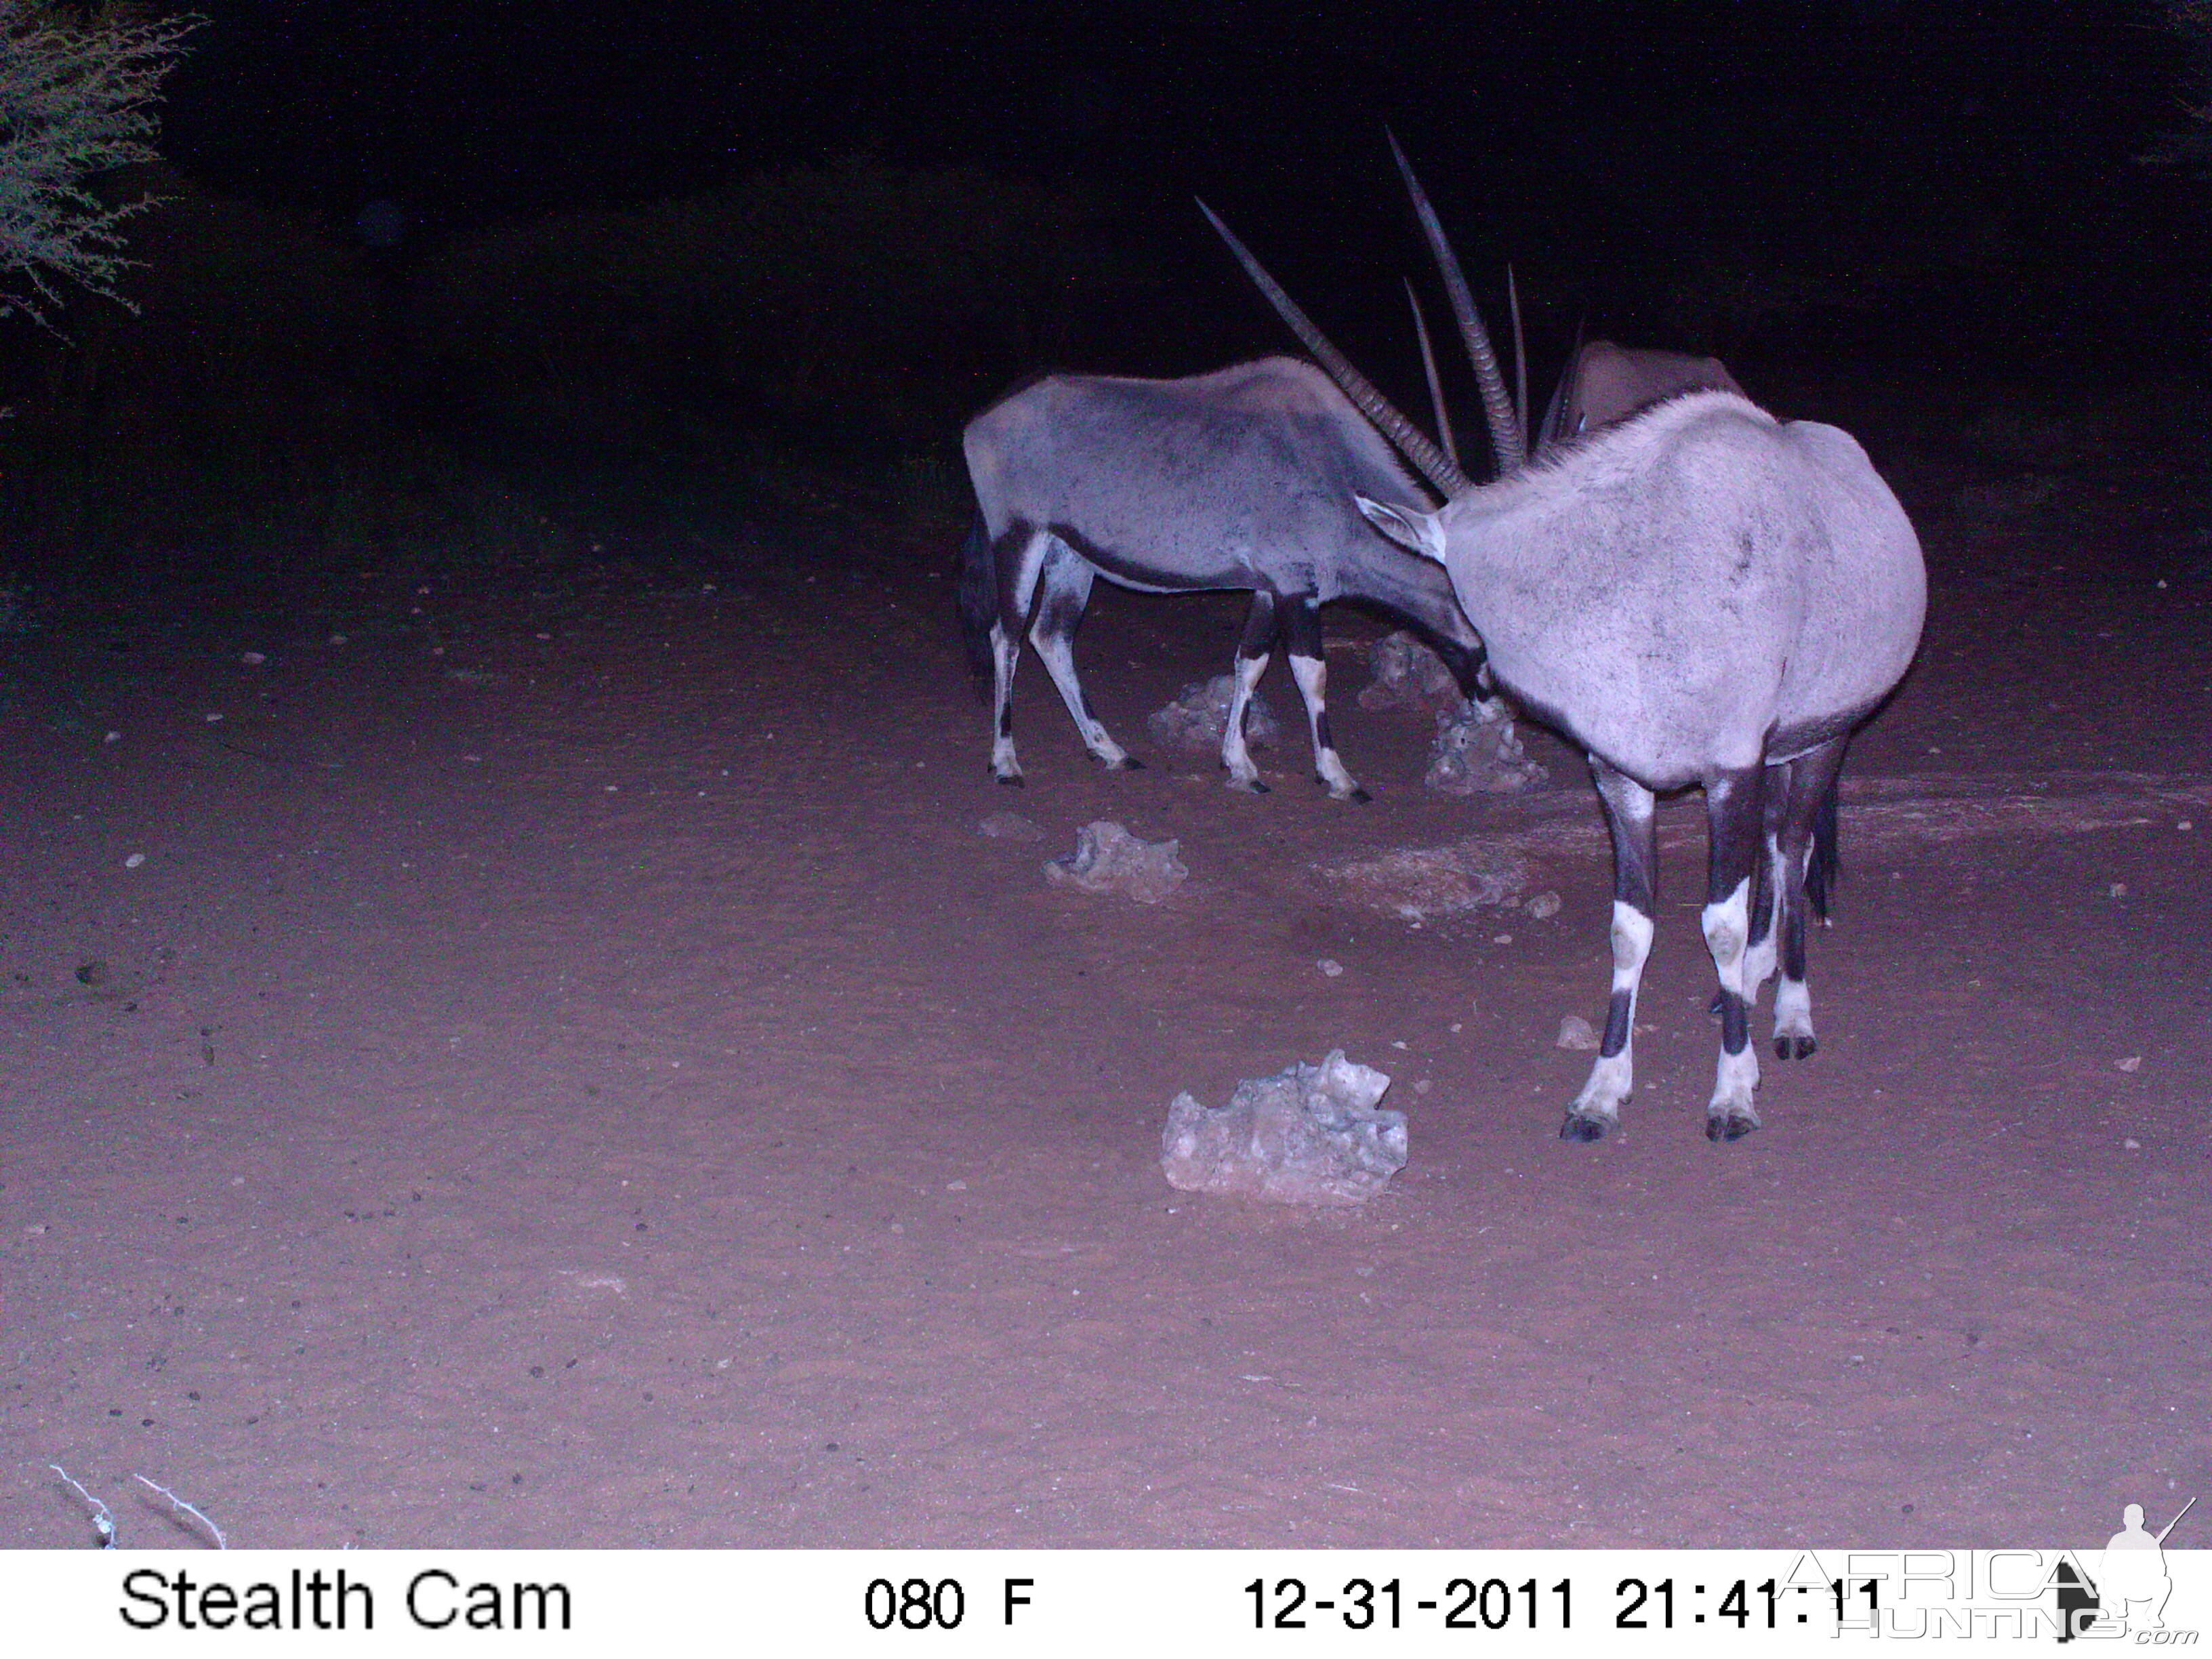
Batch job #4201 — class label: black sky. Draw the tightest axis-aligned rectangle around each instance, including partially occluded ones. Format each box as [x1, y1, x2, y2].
[150, 1, 2200, 364]
[161, 3, 2177, 216]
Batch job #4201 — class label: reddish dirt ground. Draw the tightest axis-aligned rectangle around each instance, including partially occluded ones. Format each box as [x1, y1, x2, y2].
[4, 438, 2208, 1551]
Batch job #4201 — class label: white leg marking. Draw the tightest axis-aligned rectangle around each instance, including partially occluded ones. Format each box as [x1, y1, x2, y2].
[1572, 900, 1654, 1127]
[1774, 975, 1814, 1051]
[1030, 623, 1130, 769]
[1220, 651, 1269, 790]
[1702, 876, 1761, 1127]
[1288, 651, 1360, 799]
[1774, 840, 1816, 1054]
[1742, 831, 1783, 999]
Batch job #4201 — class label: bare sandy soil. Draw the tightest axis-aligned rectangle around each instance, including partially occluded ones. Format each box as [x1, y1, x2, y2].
[3, 438, 2207, 1550]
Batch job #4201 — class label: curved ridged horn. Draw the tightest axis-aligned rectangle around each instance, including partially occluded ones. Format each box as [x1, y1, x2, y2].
[1198, 199, 1470, 498]
[1387, 132, 1525, 476]
[1403, 278, 1458, 472]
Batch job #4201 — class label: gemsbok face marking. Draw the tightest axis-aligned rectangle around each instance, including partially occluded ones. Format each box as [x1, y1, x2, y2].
[956, 356, 1503, 802]
[1212, 153, 1927, 1142]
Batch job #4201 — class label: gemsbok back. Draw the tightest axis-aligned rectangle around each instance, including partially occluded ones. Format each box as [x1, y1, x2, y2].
[958, 348, 1514, 802]
[1537, 338, 1748, 451]
[1211, 160, 1927, 1142]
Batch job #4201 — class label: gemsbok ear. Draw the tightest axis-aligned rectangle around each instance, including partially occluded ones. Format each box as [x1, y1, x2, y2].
[1355, 495, 1448, 564]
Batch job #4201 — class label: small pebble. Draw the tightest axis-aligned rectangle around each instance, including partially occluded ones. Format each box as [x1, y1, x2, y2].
[2108, 882, 2127, 899]
[2116, 1056, 2142, 1073]
[1492, 933, 1514, 945]
[1317, 959, 1344, 978]
[1526, 890, 1562, 920]
[2180, 821, 2194, 832]
[104, 731, 119, 744]
[124, 853, 146, 869]
[2123, 1137, 2142, 1151]
[240, 650, 266, 665]
[204, 712, 223, 723]
[977, 811, 1044, 842]
[329, 633, 348, 646]
[945, 1181, 967, 1192]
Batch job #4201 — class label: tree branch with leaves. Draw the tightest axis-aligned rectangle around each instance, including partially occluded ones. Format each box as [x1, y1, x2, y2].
[0, 2, 200, 327]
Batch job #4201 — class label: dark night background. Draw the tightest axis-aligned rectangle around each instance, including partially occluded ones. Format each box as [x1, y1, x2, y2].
[3, 0, 2207, 580]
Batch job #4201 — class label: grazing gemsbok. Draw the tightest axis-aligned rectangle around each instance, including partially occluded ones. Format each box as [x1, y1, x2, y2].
[1211, 172, 1926, 1141]
[958, 348, 1513, 802]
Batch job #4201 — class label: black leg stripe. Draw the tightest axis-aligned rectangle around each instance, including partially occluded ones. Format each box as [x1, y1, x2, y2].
[1718, 991, 1749, 1055]
[1599, 989, 1635, 1058]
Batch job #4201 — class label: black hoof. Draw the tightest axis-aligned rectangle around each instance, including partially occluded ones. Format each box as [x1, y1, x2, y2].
[1774, 1033, 1817, 1061]
[995, 773, 1025, 788]
[1559, 1113, 1610, 1143]
[1706, 1113, 1758, 1143]
[1116, 756, 1145, 771]
[1347, 787, 1373, 805]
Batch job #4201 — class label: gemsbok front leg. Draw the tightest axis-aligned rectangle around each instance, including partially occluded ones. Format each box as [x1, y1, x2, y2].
[1220, 590, 1278, 792]
[1702, 765, 1768, 1141]
[1282, 595, 1369, 802]
[1563, 759, 1658, 1141]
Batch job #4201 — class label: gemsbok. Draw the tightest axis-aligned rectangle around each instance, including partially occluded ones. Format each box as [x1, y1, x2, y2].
[1538, 338, 1748, 451]
[956, 329, 1518, 802]
[1210, 159, 1926, 1142]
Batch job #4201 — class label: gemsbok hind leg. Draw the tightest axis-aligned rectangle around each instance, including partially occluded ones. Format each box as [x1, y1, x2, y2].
[1563, 759, 1658, 1141]
[1702, 764, 1768, 1141]
[985, 526, 1050, 785]
[1740, 760, 1788, 1003]
[1768, 736, 1851, 1061]
[1283, 595, 1368, 802]
[1220, 590, 1278, 792]
[1027, 543, 1139, 773]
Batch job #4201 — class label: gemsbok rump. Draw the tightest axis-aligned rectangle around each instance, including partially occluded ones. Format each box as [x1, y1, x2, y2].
[1210, 161, 1927, 1142]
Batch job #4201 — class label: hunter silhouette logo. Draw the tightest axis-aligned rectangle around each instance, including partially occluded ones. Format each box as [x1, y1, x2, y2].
[2058, 1496, 2196, 1641]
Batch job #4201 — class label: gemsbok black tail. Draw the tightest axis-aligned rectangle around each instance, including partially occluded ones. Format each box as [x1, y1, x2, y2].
[1806, 762, 1843, 920]
[954, 508, 997, 699]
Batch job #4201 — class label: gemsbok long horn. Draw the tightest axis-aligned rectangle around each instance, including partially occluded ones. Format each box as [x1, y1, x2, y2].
[1197, 199, 1470, 498]
[1387, 131, 1526, 476]
[1404, 279, 1459, 473]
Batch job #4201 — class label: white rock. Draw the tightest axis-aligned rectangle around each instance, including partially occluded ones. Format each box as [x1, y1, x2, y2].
[1147, 674, 1279, 754]
[1161, 1050, 1406, 1207]
[1426, 705, 1550, 795]
[1557, 1015, 1601, 1050]
[1357, 631, 1460, 712]
[1044, 821, 1187, 904]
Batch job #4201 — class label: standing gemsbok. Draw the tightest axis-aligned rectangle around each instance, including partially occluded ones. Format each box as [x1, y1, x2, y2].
[1210, 159, 1925, 1141]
